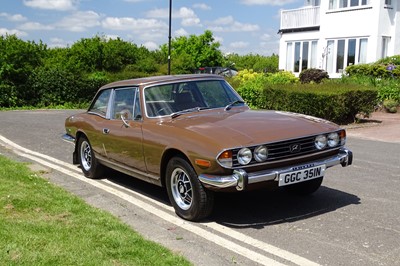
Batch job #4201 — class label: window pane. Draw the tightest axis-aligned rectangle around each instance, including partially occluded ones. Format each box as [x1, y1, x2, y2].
[350, 0, 358, 7]
[89, 89, 111, 117]
[112, 88, 135, 120]
[286, 42, 293, 71]
[358, 38, 368, 63]
[326, 40, 335, 73]
[336, 40, 345, 73]
[381, 37, 390, 59]
[339, 0, 348, 8]
[310, 41, 318, 68]
[329, 0, 338, 9]
[294, 42, 301, 73]
[133, 89, 141, 120]
[302, 42, 309, 71]
[347, 39, 356, 66]
[362, 0, 368, 5]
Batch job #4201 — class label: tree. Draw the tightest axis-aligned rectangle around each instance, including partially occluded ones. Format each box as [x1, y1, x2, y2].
[161, 30, 225, 74]
[0, 34, 46, 106]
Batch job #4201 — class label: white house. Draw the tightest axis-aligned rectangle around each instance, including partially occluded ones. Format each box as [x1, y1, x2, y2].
[278, 0, 400, 78]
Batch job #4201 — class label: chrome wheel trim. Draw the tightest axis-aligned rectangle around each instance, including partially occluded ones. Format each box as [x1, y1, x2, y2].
[80, 140, 92, 172]
[170, 167, 193, 211]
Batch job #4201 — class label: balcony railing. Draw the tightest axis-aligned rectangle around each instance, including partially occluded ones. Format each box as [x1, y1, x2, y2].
[280, 6, 320, 30]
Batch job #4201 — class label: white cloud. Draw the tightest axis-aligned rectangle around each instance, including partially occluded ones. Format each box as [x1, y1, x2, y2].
[193, 3, 211, 10]
[182, 17, 201, 27]
[0, 13, 28, 22]
[230, 41, 249, 49]
[143, 41, 158, 50]
[18, 22, 54, 31]
[102, 17, 167, 31]
[260, 33, 271, 41]
[57, 11, 101, 32]
[213, 35, 224, 44]
[240, 0, 297, 6]
[23, 0, 79, 11]
[207, 16, 259, 32]
[174, 28, 188, 37]
[0, 28, 28, 37]
[146, 7, 201, 27]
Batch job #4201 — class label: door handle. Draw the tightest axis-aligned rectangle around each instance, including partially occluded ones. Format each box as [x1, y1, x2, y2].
[103, 128, 110, 134]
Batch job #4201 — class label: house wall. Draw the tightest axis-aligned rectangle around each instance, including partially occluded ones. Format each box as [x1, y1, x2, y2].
[278, 0, 400, 78]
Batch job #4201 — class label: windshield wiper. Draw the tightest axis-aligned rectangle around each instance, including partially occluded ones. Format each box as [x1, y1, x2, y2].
[171, 107, 209, 119]
[224, 100, 245, 111]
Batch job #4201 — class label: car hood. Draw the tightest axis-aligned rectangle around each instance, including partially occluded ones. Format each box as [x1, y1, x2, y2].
[165, 109, 340, 147]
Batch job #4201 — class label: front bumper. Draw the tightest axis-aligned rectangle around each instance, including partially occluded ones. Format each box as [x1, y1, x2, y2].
[198, 148, 353, 191]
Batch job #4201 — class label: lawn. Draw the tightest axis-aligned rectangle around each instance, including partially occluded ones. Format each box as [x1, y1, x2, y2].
[0, 155, 191, 265]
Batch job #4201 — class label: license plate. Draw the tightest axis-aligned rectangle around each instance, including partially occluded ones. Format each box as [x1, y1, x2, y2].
[278, 165, 326, 187]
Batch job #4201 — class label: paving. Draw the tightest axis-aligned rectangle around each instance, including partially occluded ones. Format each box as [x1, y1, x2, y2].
[344, 110, 400, 143]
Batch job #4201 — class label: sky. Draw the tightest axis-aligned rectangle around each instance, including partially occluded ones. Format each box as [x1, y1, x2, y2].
[1, 0, 304, 56]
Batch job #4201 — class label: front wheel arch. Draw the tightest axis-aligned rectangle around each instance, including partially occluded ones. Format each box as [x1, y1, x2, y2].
[160, 149, 188, 187]
[165, 156, 214, 221]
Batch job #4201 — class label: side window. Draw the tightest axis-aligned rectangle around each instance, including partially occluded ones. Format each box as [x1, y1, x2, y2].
[89, 89, 111, 117]
[133, 88, 142, 120]
[112, 88, 135, 120]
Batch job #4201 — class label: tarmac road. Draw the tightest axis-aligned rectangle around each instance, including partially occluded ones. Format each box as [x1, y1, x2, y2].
[0, 109, 399, 266]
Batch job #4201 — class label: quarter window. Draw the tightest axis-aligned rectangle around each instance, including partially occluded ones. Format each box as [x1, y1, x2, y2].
[89, 89, 111, 117]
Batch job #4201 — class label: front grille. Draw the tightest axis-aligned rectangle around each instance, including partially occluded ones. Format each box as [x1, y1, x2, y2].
[232, 135, 336, 168]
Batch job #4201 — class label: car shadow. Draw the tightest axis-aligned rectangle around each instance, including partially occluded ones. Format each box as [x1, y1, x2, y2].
[210, 186, 361, 228]
[103, 170, 360, 228]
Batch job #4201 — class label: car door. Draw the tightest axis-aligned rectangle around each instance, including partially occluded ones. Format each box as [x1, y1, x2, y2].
[101, 87, 146, 172]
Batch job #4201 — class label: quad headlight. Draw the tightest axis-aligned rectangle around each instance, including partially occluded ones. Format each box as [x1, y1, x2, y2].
[237, 148, 252, 165]
[254, 145, 268, 162]
[327, 132, 340, 147]
[315, 135, 327, 150]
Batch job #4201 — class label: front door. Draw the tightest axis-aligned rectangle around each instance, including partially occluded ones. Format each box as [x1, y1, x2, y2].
[101, 87, 146, 172]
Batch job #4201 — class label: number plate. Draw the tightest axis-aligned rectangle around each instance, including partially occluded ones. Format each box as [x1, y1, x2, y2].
[278, 165, 326, 187]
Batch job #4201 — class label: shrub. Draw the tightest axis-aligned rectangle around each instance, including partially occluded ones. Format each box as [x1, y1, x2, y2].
[265, 71, 299, 84]
[383, 99, 398, 113]
[0, 84, 18, 107]
[299, 68, 329, 84]
[238, 82, 377, 124]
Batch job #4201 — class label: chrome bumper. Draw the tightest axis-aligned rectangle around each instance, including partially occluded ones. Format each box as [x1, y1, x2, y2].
[198, 148, 353, 191]
[62, 133, 76, 144]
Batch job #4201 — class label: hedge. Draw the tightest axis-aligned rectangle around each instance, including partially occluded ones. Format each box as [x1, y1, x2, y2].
[237, 82, 378, 124]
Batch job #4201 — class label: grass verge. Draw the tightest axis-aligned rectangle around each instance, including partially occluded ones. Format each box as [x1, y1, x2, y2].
[0, 155, 191, 265]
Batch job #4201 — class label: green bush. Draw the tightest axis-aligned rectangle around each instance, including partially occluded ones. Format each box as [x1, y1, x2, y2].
[0, 84, 18, 107]
[383, 99, 398, 113]
[299, 68, 329, 84]
[238, 82, 377, 124]
[265, 71, 299, 84]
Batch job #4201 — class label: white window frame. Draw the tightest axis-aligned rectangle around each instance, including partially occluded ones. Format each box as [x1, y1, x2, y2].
[286, 40, 319, 73]
[325, 38, 369, 73]
[329, 0, 369, 9]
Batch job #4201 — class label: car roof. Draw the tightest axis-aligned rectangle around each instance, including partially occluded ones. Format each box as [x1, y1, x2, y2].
[100, 74, 225, 90]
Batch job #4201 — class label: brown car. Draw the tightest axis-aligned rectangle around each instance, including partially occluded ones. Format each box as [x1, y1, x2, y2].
[62, 74, 353, 221]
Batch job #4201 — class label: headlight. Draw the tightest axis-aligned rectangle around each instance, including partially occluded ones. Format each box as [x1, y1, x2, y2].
[327, 132, 339, 147]
[315, 135, 327, 150]
[254, 146, 268, 162]
[237, 148, 252, 165]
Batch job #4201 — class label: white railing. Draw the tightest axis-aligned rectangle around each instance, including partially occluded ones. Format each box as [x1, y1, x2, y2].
[280, 6, 320, 30]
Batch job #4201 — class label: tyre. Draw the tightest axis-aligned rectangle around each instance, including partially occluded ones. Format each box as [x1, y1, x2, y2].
[166, 157, 214, 221]
[285, 177, 323, 196]
[77, 136, 104, 179]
